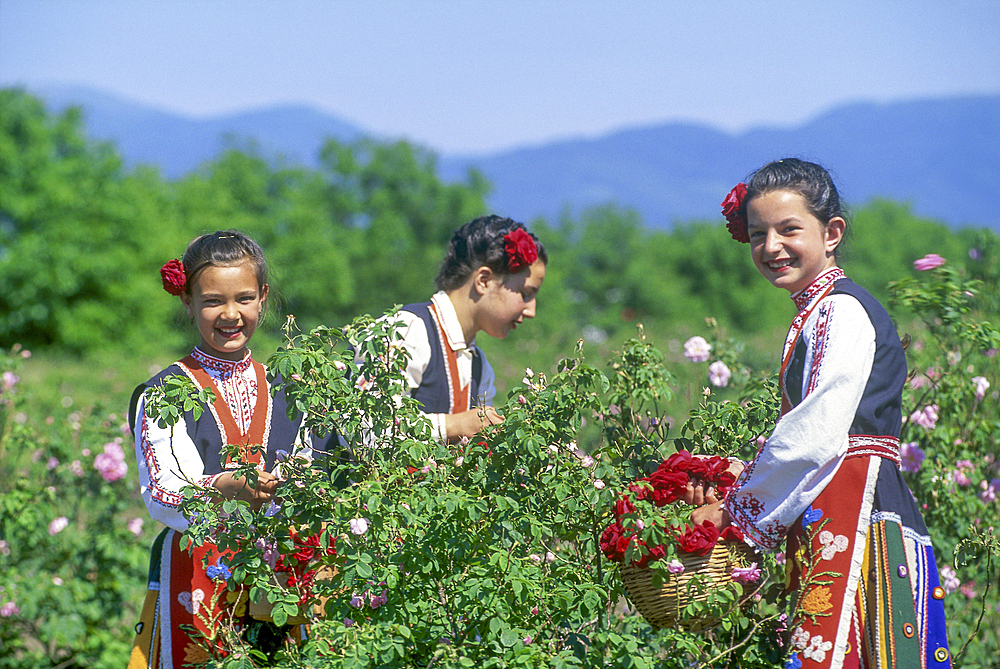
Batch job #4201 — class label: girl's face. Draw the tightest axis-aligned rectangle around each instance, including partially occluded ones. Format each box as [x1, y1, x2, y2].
[182, 261, 268, 360]
[746, 190, 844, 295]
[478, 260, 546, 339]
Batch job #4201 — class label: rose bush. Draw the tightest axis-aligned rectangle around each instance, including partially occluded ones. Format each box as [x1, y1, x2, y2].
[1, 249, 998, 668]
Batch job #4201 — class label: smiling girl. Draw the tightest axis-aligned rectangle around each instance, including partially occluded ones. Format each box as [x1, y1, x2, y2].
[365, 215, 547, 442]
[128, 230, 325, 667]
[697, 160, 951, 668]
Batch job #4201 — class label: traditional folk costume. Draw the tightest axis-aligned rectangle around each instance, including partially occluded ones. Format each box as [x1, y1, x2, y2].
[127, 347, 325, 669]
[725, 268, 951, 669]
[386, 291, 496, 441]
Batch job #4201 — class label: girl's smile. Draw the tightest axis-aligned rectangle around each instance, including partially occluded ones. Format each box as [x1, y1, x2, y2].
[746, 190, 844, 295]
[182, 261, 268, 360]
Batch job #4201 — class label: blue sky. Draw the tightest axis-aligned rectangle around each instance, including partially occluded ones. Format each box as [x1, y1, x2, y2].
[2, 0, 998, 153]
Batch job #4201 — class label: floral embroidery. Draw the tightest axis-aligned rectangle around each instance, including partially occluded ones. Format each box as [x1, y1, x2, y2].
[803, 634, 834, 662]
[784, 653, 803, 669]
[790, 626, 810, 650]
[818, 530, 849, 560]
[801, 504, 823, 529]
[178, 588, 205, 614]
[183, 642, 212, 663]
[800, 586, 833, 616]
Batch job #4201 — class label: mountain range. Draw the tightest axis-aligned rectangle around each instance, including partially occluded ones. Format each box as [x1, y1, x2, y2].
[25, 84, 1000, 232]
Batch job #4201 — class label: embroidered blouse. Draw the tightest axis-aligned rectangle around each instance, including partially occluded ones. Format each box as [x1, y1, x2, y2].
[385, 291, 497, 442]
[725, 267, 905, 550]
[134, 347, 312, 531]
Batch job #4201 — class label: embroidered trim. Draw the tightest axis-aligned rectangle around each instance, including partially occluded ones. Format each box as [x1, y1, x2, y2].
[846, 435, 901, 465]
[792, 267, 845, 311]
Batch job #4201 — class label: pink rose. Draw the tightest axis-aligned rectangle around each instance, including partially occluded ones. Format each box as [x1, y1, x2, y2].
[708, 361, 731, 387]
[913, 254, 946, 271]
[49, 516, 69, 536]
[683, 336, 712, 362]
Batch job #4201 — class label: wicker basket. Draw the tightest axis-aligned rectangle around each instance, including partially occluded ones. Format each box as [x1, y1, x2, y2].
[620, 541, 751, 631]
[249, 564, 339, 624]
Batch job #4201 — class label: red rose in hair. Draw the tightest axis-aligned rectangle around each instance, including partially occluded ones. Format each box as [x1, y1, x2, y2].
[160, 259, 186, 295]
[721, 182, 749, 244]
[503, 228, 538, 273]
[676, 520, 720, 555]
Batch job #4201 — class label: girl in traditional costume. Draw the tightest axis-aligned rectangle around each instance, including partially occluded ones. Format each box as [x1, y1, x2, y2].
[367, 215, 546, 442]
[128, 230, 326, 667]
[694, 160, 951, 668]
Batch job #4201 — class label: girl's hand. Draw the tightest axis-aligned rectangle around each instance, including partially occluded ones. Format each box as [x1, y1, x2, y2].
[680, 457, 745, 505]
[691, 499, 730, 530]
[213, 470, 280, 511]
[446, 406, 505, 440]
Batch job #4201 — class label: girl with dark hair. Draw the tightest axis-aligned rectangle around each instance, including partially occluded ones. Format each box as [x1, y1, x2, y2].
[368, 215, 547, 442]
[128, 230, 325, 667]
[697, 160, 951, 667]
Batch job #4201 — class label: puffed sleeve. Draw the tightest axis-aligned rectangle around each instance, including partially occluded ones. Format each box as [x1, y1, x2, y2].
[357, 310, 447, 443]
[725, 294, 876, 550]
[134, 389, 219, 531]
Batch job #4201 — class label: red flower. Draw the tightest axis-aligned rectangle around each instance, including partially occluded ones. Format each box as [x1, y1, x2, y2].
[646, 470, 689, 506]
[661, 450, 694, 471]
[160, 259, 187, 295]
[677, 520, 720, 555]
[503, 228, 538, 273]
[721, 183, 749, 244]
[613, 495, 636, 520]
[720, 525, 744, 542]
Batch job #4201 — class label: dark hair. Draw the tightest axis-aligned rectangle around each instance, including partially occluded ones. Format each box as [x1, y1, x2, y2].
[744, 158, 849, 258]
[435, 215, 548, 292]
[182, 229, 268, 294]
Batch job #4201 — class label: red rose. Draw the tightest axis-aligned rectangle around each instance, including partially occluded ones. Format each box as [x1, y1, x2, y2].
[687, 455, 727, 479]
[721, 183, 749, 244]
[720, 525, 744, 542]
[600, 523, 624, 560]
[634, 541, 666, 569]
[676, 520, 720, 555]
[647, 470, 689, 506]
[613, 495, 636, 520]
[660, 450, 694, 472]
[503, 228, 538, 273]
[160, 259, 187, 295]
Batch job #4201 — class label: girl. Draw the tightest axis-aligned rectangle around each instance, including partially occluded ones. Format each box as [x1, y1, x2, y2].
[128, 230, 325, 668]
[373, 215, 546, 442]
[695, 160, 951, 668]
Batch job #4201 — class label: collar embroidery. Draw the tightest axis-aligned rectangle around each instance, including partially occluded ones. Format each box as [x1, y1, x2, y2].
[792, 268, 845, 311]
[191, 347, 252, 379]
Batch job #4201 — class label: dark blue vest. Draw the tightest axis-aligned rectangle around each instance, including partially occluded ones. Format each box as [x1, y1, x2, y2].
[784, 278, 906, 438]
[402, 301, 483, 414]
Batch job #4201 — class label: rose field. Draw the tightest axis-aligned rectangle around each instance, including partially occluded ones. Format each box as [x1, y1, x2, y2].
[1, 89, 999, 667]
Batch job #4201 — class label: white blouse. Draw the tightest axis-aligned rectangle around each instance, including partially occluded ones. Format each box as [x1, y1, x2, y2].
[726, 270, 877, 550]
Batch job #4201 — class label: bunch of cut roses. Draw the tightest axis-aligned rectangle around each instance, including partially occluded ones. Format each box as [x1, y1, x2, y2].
[600, 450, 744, 568]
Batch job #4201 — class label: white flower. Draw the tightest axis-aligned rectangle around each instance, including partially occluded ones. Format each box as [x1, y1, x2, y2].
[973, 376, 990, 400]
[349, 517, 369, 535]
[708, 360, 731, 387]
[593, 479, 606, 490]
[683, 336, 711, 362]
[48, 517, 69, 536]
[580, 455, 594, 468]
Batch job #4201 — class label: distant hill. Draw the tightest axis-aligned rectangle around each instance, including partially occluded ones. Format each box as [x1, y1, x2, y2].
[27, 84, 1000, 232]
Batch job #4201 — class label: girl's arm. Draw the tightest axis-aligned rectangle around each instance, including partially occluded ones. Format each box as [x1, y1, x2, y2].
[134, 389, 218, 531]
[724, 295, 876, 550]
